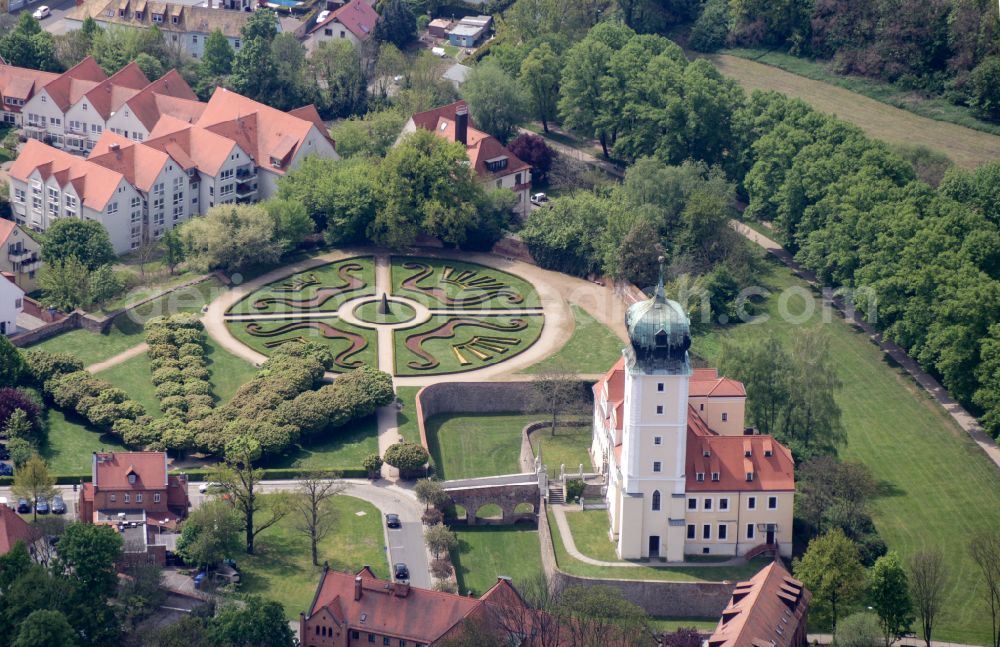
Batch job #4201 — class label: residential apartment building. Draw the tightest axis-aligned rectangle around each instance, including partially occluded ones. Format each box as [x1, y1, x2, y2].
[301, 0, 378, 52]
[0, 219, 42, 292]
[0, 62, 59, 127]
[300, 566, 533, 647]
[78, 451, 190, 565]
[106, 70, 206, 143]
[0, 273, 24, 336]
[64, 0, 262, 59]
[591, 273, 795, 561]
[20, 57, 109, 150]
[8, 86, 338, 252]
[400, 101, 532, 218]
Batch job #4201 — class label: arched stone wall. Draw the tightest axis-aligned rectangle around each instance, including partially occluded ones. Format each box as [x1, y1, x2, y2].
[444, 483, 540, 525]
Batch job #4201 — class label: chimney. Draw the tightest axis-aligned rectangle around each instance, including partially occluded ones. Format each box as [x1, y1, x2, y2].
[354, 576, 362, 601]
[393, 582, 409, 597]
[455, 104, 468, 146]
[110, 142, 120, 151]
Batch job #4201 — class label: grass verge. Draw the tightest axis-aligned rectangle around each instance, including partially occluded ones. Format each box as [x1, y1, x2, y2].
[523, 305, 624, 375]
[237, 494, 388, 619]
[395, 386, 423, 445]
[451, 524, 543, 596]
[260, 416, 378, 472]
[530, 425, 592, 474]
[694, 259, 1000, 643]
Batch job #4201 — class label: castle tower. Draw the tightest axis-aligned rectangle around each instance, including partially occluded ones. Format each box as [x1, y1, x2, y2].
[614, 263, 692, 560]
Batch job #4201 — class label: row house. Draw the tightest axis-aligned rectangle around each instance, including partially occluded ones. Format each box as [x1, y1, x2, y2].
[400, 101, 532, 219]
[0, 62, 59, 127]
[65, 0, 269, 60]
[20, 57, 109, 150]
[8, 87, 338, 252]
[0, 219, 42, 292]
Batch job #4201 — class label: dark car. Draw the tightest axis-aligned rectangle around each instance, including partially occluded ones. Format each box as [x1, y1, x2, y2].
[35, 497, 49, 515]
[0, 463, 12, 477]
[16, 498, 30, 514]
[385, 513, 401, 529]
[0, 445, 9, 461]
[393, 563, 409, 582]
[51, 494, 66, 515]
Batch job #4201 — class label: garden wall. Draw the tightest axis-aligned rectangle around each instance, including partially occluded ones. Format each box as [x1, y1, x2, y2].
[537, 502, 735, 619]
[414, 382, 542, 451]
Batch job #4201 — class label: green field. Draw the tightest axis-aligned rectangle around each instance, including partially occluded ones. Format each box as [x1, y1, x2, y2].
[40, 409, 129, 475]
[260, 416, 378, 472]
[694, 259, 1000, 643]
[390, 256, 542, 310]
[100, 353, 160, 418]
[395, 386, 423, 445]
[546, 509, 770, 583]
[394, 314, 544, 376]
[450, 525, 543, 597]
[524, 305, 623, 375]
[227, 257, 375, 315]
[650, 617, 719, 632]
[226, 317, 377, 372]
[530, 425, 592, 474]
[238, 495, 389, 619]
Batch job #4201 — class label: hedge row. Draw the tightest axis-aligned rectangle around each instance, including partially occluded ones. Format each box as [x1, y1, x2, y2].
[146, 314, 214, 422]
[46, 371, 147, 443]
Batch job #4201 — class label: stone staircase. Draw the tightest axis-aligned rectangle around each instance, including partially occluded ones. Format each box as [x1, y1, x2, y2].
[548, 483, 564, 504]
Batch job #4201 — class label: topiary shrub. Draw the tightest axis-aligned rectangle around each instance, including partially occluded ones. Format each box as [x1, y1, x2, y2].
[362, 453, 383, 479]
[151, 367, 183, 386]
[422, 508, 444, 525]
[383, 442, 429, 478]
[146, 344, 178, 361]
[155, 382, 186, 399]
[177, 343, 204, 358]
[183, 381, 212, 396]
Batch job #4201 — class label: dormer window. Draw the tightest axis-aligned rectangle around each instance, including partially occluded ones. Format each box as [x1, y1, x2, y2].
[152, 12, 163, 22]
[128, 473, 136, 484]
[696, 472, 704, 482]
[745, 472, 754, 482]
[744, 449, 751, 457]
[711, 472, 720, 481]
[764, 449, 773, 457]
[485, 157, 508, 172]
[135, 10, 142, 18]
[270, 156, 282, 168]
[703, 449, 710, 457]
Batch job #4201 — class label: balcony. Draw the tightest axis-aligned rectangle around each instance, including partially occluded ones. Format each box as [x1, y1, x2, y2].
[235, 181, 258, 199]
[8, 248, 34, 262]
[235, 164, 257, 180]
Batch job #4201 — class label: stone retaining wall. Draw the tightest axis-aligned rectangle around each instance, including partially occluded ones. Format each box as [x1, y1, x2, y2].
[538, 502, 735, 619]
[10, 311, 81, 347]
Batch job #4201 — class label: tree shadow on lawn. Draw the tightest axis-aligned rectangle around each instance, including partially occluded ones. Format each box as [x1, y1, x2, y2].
[259, 416, 378, 470]
[874, 478, 906, 499]
[39, 408, 127, 472]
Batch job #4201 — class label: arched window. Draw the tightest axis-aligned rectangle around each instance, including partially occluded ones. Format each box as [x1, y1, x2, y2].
[652, 490, 661, 511]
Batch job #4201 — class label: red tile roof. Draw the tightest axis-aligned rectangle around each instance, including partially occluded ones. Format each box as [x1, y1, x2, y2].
[92, 451, 168, 491]
[195, 88, 327, 174]
[690, 368, 747, 397]
[707, 561, 811, 647]
[83, 61, 149, 119]
[0, 63, 59, 107]
[118, 69, 202, 130]
[308, 566, 486, 642]
[40, 56, 107, 112]
[309, 0, 378, 38]
[88, 132, 170, 192]
[686, 409, 795, 492]
[0, 219, 17, 247]
[0, 505, 38, 556]
[145, 114, 238, 176]
[410, 100, 531, 179]
[9, 139, 123, 211]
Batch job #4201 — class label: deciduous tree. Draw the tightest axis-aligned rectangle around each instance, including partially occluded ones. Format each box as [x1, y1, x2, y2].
[908, 548, 949, 647]
[40, 219, 116, 270]
[868, 551, 914, 646]
[794, 528, 867, 629]
[12, 455, 55, 522]
[176, 500, 243, 568]
[214, 436, 288, 554]
[414, 478, 447, 510]
[292, 472, 346, 566]
[970, 531, 1000, 647]
[425, 522, 457, 559]
[519, 43, 561, 132]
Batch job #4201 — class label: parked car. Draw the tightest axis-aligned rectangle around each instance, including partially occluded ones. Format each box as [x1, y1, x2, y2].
[199, 481, 223, 494]
[530, 192, 548, 205]
[35, 496, 49, 514]
[385, 513, 401, 529]
[316, 9, 329, 22]
[51, 494, 66, 514]
[0, 444, 10, 461]
[212, 562, 241, 585]
[0, 463, 12, 477]
[393, 562, 409, 582]
[32, 5, 50, 18]
[16, 498, 30, 514]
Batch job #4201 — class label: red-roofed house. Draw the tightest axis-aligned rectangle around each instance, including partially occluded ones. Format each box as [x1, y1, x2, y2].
[106, 69, 206, 143]
[0, 503, 41, 557]
[707, 561, 811, 647]
[0, 62, 60, 127]
[591, 274, 795, 560]
[400, 100, 532, 218]
[78, 451, 190, 565]
[303, 0, 379, 52]
[0, 219, 42, 292]
[21, 57, 108, 149]
[300, 565, 533, 647]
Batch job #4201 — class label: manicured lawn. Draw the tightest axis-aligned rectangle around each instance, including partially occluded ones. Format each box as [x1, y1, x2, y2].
[450, 525, 543, 596]
[40, 409, 128, 475]
[695, 259, 1000, 643]
[97, 271, 213, 315]
[390, 256, 542, 310]
[395, 386, 423, 445]
[353, 299, 416, 325]
[426, 413, 560, 480]
[523, 305, 624, 375]
[546, 509, 770, 583]
[564, 509, 619, 562]
[530, 425, 592, 474]
[261, 416, 378, 472]
[650, 617, 719, 632]
[226, 317, 377, 372]
[393, 314, 544, 376]
[238, 495, 389, 619]
[203, 335, 258, 405]
[99, 353, 161, 418]
[227, 257, 375, 315]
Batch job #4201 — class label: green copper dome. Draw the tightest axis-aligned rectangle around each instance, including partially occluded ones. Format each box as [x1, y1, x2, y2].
[625, 267, 691, 371]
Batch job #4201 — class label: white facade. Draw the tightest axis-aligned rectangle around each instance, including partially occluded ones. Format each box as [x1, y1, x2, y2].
[0, 275, 25, 336]
[106, 106, 152, 143]
[305, 19, 363, 52]
[22, 88, 70, 148]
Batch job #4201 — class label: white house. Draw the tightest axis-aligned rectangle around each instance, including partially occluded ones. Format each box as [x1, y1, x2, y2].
[0, 272, 25, 336]
[0, 63, 59, 128]
[301, 0, 378, 52]
[106, 70, 206, 144]
[21, 57, 108, 149]
[590, 273, 795, 561]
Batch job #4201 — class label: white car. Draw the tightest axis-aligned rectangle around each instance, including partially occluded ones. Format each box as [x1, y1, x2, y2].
[316, 9, 330, 22]
[530, 192, 548, 205]
[32, 5, 51, 19]
[198, 481, 223, 494]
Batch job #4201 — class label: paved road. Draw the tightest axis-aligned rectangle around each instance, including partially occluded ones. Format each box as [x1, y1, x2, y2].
[10, 0, 79, 35]
[0, 477, 432, 589]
